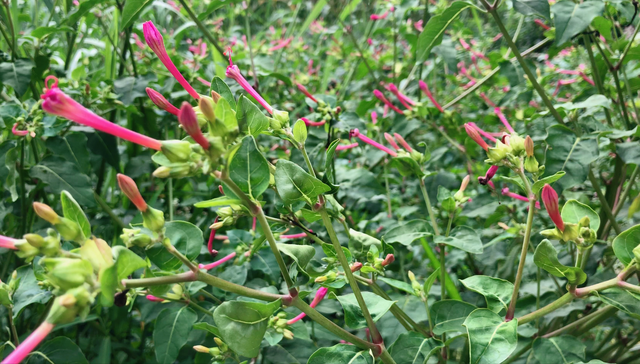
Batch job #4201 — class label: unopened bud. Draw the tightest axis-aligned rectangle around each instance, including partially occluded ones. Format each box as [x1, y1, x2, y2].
[117, 174, 148, 212]
[314, 276, 327, 283]
[524, 136, 534, 157]
[524, 156, 539, 174]
[142, 206, 165, 232]
[33, 202, 60, 224]
[350, 262, 363, 272]
[179, 102, 210, 150]
[24, 233, 45, 248]
[153, 166, 171, 178]
[459, 175, 470, 192]
[408, 271, 416, 282]
[381, 254, 395, 266]
[199, 96, 216, 122]
[193, 345, 210, 354]
[283, 329, 294, 340]
[509, 134, 525, 155]
[486, 141, 511, 163]
[210, 90, 222, 103]
[579, 216, 590, 228]
[161, 140, 192, 163]
[273, 109, 290, 128]
[209, 221, 224, 230]
[14, 239, 39, 261]
[213, 337, 225, 349]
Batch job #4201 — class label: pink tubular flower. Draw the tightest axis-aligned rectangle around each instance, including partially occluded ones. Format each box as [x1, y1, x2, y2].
[296, 83, 318, 103]
[493, 33, 503, 42]
[12, 123, 28, 137]
[41, 77, 162, 150]
[459, 38, 471, 51]
[350, 129, 397, 157]
[494, 108, 515, 134]
[478, 165, 499, 185]
[479, 92, 497, 108]
[227, 59, 273, 114]
[268, 37, 292, 52]
[146, 88, 179, 116]
[301, 117, 326, 127]
[542, 184, 564, 231]
[370, 10, 389, 20]
[146, 295, 165, 302]
[178, 102, 210, 150]
[387, 83, 416, 107]
[373, 89, 403, 114]
[199, 252, 237, 270]
[1, 322, 55, 364]
[117, 174, 148, 212]
[534, 19, 550, 30]
[414, 20, 424, 32]
[384, 133, 401, 150]
[197, 77, 212, 87]
[418, 80, 444, 112]
[393, 133, 413, 152]
[280, 232, 310, 239]
[467, 122, 497, 143]
[371, 111, 378, 124]
[464, 123, 489, 151]
[0, 235, 18, 250]
[502, 188, 541, 208]
[143, 21, 200, 100]
[381, 253, 395, 266]
[208, 217, 219, 256]
[336, 142, 359, 151]
[287, 287, 329, 325]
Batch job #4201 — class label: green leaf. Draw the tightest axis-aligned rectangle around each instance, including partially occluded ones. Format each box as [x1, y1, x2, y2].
[274, 160, 330, 205]
[30, 157, 95, 207]
[431, 300, 476, 335]
[323, 139, 340, 194]
[335, 292, 395, 329]
[534, 240, 586, 284]
[389, 156, 425, 177]
[60, 191, 91, 239]
[544, 125, 598, 191]
[215, 97, 239, 133]
[113, 246, 148, 281]
[434, 226, 483, 254]
[31, 26, 74, 38]
[378, 277, 415, 295]
[0, 59, 34, 97]
[531, 171, 566, 195]
[389, 332, 444, 364]
[415, 1, 474, 62]
[99, 264, 117, 307]
[552, 1, 604, 45]
[561, 199, 600, 231]
[461, 276, 513, 312]
[612, 224, 640, 266]
[424, 267, 441, 295]
[349, 229, 382, 253]
[512, 0, 550, 18]
[629, 194, 640, 218]
[194, 196, 243, 208]
[532, 336, 586, 364]
[12, 265, 52, 318]
[276, 243, 315, 270]
[146, 221, 203, 271]
[45, 134, 92, 175]
[596, 288, 640, 319]
[120, 0, 152, 30]
[213, 299, 281, 358]
[23, 337, 88, 364]
[228, 136, 270, 199]
[463, 309, 518, 364]
[293, 119, 308, 145]
[617, 142, 640, 165]
[237, 95, 269, 136]
[193, 322, 220, 336]
[210, 76, 237, 109]
[383, 220, 434, 246]
[297, 0, 327, 38]
[114, 74, 157, 107]
[308, 344, 373, 364]
[87, 132, 120, 170]
[153, 306, 197, 364]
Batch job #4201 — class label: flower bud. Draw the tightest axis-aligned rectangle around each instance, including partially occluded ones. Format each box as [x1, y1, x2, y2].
[0, 281, 12, 306]
[486, 141, 511, 163]
[146, 88, 179, 115]
[509, 134, 525, 155]
[179, 102, 210, 150]
[193, 345, 210, 354]
[120, 228, 153, 248]
[210, 90, 222, 103]
[152, 166, 171, 178]
[199, 96, 216, 122]
[408, 270, 416, 282]
[33, 202, 60, 224]
[43, 258, 93, 290]
[273, 109, 290, 128]
[80, 238, 113, 273]
[153, 163, 191, 178]
[524, 156, 539, 174]
[350, 262, 363, 272]
[42, 235, 61, 256]
[464, 123, 489, 151]
[283, 329, 294, 340]
[459, 175, 470, 192]
[142, 206, 165, 232]
[524, 136, 534, 157]
[24, 233, 45, 248]
[579, 216, 590, 228]
[161, 140, 192, 163]
[213, 337, 226, 351]
[542, 184, 564, 232]
[633, 245, 640, 268]
[381, 254, 395, 266]
[314, 276, 327, 283]
[117, 174, 148, 212]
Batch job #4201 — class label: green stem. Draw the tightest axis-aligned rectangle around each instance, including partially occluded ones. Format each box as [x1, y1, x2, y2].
[583, 34, 613, 126]
[615, 20, 640, 69]
[198, 288, 222, 304]
[418, 178, 440, 236]
[299, 145, 316, 177]
[167, 178, 174, 221]
[319, 209, 383, 344]
[122, 271, 198, 288]
[505, 169, 536, 321]
[7, 306, 18, 345]
[3, 1, 16, 60]
[94, 192, 126, 230]
[338, 18, 378, 84]
[419, 239, 461, 300]
[588, 167, 622, 235]
[256, 209, 296, 289]
[517, 292, 574, 325]
[611, 68, 631, 129]
[198, 271, 287, 303]
[484, 3, 564, 125]
[18, 140, 27, 235]
[176, 0, 227, 60]
[542, 305, 616, 338]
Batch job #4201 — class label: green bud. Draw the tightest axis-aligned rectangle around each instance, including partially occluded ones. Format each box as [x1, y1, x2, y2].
[561, 223, 580, 243]
[0, 282, 12, 306]
[120, 228, 153, 248]
[486, 140, 511, 163]
[524, 156, 539, 174]
[54, 216, 84, 243]
[272, 109, 290, 128]
[199, 96, 216, 122]
[46, 286, 93, 324]
[80, 238, 113, 272]
[633, 244, 640, 268]
[283, 329, 294, 340]
[540, 228, 564, 241]
[210, 347, 221, 357]
[24, 233, 45, 248]
[161, 140, 192, 163]
[506, 153, 522, 169]
[269, 117, 283, 131]
[142, 206, 165, 233]
[42, 235, 61, 256]
[579, 216, 591, 228]
[509, 134, 526, 155]
[153, 163, 191, 179]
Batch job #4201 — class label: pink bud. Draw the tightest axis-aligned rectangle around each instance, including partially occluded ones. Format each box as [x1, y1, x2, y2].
[350, 262, 363, 272]
[280, 232, 309, 239]
[534, 19, 550, 30]
[418, 80, 444, 112]
[464, 123, 489, 151]
[373, 89, 403, 114]
[542, 184, 564, 231]
[287, 287, 329, 325]
[117, 174, 148, 212]
[227, 63, 273, 114]
[296, 83, 318, 103]
[371, 111, 378, 124]
[459, 38, 471, 51]
[381, 254, 395, 266]
[393, 133, 413, 152]
[268, 37, 292, 52]
[350, 129, 397, 157]
[178, 102, 210, 150]
[146, 88, 179, 115]
[384, 133, 401, 150]
[143, 21, 200, 100]
[146, 295, 165, 302]
[494, 108, 515, 134]
[467, 122, 497, 143]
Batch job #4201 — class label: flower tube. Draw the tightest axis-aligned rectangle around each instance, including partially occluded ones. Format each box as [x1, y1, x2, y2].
[0, 235, 18, 250]
[143, 21, 200, 100]
[268, 37, 292, 52]
[542, 184, 564, 231]
[384, 133, 401, 150]
[1, 322, 55, 364]
[287, 287, 329, 324]
[418, 80, 444, 112]
[146, 88, 180, 115]
[178, 102, 210, 150]
[371, 111, 378, 124]
[41, 77, 162, 150]
[493, 108, 516, 134]
[117, 174, 148, 212]
[280, 232, 310, 239]
[502, 188, 541, 208]
[467, 122, 497, 143]
[350, 129, 397, 157]
[335, 142, 359, 151]
[387, 83, 416, 108]
[296, 83, 318, 103]
[146, 295, 165, 302]
[301, 117, 326, 127]
[12, 123, 28, 136]
[199, 252, 237, 270]
[464, 123, 489, 151]
[227, 61, 273, 115]
[370, 10, 389, 20]
[373, 89, 403, 114]
[393, 133, 413, 152]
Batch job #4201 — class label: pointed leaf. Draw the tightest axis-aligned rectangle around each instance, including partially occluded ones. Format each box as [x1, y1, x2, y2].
[435, 226, 483, 254]
[228, 136, 270, 198]
[308, 344, 373, 364]
[390, 332, 444, 364]
[335, 292, 395, 329]
[463, 309, 518, 364]
[153, 306, 197, 364]
[431, 300, 476, 335]
[274, 160, 330, 205]
[613, 224, 640, 266]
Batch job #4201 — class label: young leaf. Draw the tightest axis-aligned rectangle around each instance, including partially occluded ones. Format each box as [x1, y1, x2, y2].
[214, 97, 239, 133]
[434, 226, 483, 254]
[308, 344, 373, 364]
[531, 171, 565, 194]
[60, 190, 91, 239]
[276, 243, 315, 271]
[383, 220, 434, 246]
[153, 306, 197, 364]
[544, 125, 598, 191]
[335, 292, 395, 329]
[463, 309, 518, 364]
[120, 0, 151, 30]
[431, 300, 476, 335]
[424, 267, 441, 295]
[461, 276, 513, 312]
[146, 221, 203, 271]
[274, 160, 330, 205]
[213, 299, 281, 358]
[113, 246, 148, 281]
[209, 76, 237, 109]
[389, 332, 444, 364]
[377, 277, 415, 295]
[561, 200, 600, 231]
[228, 136, 270, 199]
[596, 288, 640, 319]
[236, 95, 269, 136]
[415, 1, 475, 62]
[293, 119, 308, 145]
[534, 240, 587, 284]
[612, 224, 640, 266]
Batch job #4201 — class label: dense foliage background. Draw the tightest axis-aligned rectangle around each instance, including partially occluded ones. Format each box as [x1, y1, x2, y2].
[1, 0, 640, 363]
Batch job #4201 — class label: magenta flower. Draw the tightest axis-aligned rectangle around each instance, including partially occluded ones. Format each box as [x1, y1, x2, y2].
[393, 133, 413, 152]
[534, 19, 550, 30]
[373, 89, 403, 114]
[478, 165, 499, 185]
[280, 231, 311, 239]
[41, 77, 162, 150]
[370, 10, 389, 20]
[371, 111, 378, 124]
[143, 21, 200, 100]
[459, 38, 471, 51]
[502, 188, 541, 209]
[296, 83, 318, 103]
[464, 123, 490, 151]
[117, 174, 148, 212]
[268, 37, 292, 52]
[207, 217, 219, 257]
[146, 295, 165, 302]
[479, 92, 497, 108]
[350, 129, 398, 157]
[227, 55, 273, 114]
[146, 88, 179, 116]
[301, 117, 326, 127]
[418, 80, 444, 112]
[287, 287, 329, 325]
[335, 142, 359, 151]
[384, 133, 401, 150]
[0, 235, 18, 250]
[11, 123, 29, 137]
[493, 108, 515, 134]
[542, 184, 564, 231]
[179, 102, 210, 150]
[467, 122, 497, 143]
[2, 322, 55, 364]
[199, 252, 237, 270]
[387, 83, 416, 109]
